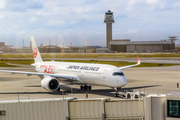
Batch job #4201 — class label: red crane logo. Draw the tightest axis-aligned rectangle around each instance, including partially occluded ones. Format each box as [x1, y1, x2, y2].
[33, 47, 37, 58]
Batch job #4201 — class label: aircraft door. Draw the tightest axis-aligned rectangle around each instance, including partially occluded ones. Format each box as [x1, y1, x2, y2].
[102, 69, 107, 79]
[81, 70, 85, 77]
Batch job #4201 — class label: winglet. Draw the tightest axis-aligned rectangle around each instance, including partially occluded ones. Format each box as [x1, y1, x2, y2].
[137, 56, 140, 65]
[119, 57, 141, 70]
[30, 36, 43, 63]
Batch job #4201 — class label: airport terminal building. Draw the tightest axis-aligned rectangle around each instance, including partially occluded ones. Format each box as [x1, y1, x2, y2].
[110, 39, 175, 52]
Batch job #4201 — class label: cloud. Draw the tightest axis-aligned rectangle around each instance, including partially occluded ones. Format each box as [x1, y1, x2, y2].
[125, 29, 139, 34]
[47, 20, 64, 26]
[125, 0, 166, 13]
[173, 2, 180, 8]
[35, 0, 94, 16]
[0, 15, 4, 19]
[146, 0, 159, 4]
[11, 25, 19, 29]
[126, 0, 143, 11]
[29, 17, 37, 22]
[0, 0, 5, 9]
[146, 0, 166, 10]
[1, 0, 180, 46]
[1, 0, 43, 12]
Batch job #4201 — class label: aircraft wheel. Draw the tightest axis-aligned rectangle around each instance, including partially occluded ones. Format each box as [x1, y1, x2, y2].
[127, 93, 131, 99]
[117, 87, 121, 90]
[114, 93, 119, 97]
[114, 90, 119, 97]
[89, 86, 91, 90]
[80, 85, 84, 90]
[135, 94, 138, 99]
[84, 85, 88, 90]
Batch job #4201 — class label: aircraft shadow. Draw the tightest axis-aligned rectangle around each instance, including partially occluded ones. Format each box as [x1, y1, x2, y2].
[0, 85, 161, 98]
[24, 85, 41, 87]
[122, 85, 161, 90]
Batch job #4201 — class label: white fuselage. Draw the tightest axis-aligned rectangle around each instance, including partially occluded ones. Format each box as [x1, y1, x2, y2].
[34, 61, 127, 88]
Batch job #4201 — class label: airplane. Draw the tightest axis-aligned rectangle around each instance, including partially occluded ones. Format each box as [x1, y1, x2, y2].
[0, 36, 140, 97]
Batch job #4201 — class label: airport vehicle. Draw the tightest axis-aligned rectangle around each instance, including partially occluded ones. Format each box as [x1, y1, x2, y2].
[0, 36, 140, 96]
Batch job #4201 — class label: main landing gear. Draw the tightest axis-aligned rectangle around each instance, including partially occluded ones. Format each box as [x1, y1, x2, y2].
[57, 87, 60, 91]
[80, 85, 91, 90]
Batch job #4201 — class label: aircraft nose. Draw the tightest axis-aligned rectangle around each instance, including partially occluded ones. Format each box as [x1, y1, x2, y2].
[123, 76, 127, 85]
[118, 76, 127, 87]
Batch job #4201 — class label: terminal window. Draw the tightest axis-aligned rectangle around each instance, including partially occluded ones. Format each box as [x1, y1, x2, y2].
[167, 100, 180, 118]
[0, 110, 6, 116]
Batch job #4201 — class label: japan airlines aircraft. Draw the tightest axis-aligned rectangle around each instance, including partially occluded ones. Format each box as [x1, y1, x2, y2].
[0, 36, 140, 95]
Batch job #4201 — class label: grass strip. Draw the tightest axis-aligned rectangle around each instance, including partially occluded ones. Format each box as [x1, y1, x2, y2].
[0, 60, 178, 67]
[1, 53, 180, 58]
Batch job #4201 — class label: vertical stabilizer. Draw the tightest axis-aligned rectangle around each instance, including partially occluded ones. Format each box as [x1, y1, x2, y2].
[30, 36, 43, 63]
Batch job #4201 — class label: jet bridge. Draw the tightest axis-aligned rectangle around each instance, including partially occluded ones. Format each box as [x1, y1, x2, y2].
[1, 92, 180, 120]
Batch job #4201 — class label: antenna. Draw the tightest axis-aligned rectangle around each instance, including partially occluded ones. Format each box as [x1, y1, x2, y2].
[49, 37, 53, 46]
[168, 36, 178, 44]
[70, 43, 72, 47]
[23, 39, 24, 47]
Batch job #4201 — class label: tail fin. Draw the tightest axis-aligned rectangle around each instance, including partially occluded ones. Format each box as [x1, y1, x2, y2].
[30, 36, 43, 63]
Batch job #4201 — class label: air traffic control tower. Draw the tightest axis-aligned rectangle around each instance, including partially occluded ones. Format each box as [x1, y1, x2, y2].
[104, 10, 115, 47]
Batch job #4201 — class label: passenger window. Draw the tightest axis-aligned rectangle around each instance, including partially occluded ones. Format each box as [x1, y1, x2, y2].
[0, 110, 6, 116]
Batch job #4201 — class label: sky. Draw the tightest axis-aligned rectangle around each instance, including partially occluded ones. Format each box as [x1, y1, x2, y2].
[0, 0, 180, 47]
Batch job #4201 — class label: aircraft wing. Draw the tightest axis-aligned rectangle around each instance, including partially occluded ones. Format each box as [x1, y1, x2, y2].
[119, 57, 140, 70]
[0, 70, 78, 80]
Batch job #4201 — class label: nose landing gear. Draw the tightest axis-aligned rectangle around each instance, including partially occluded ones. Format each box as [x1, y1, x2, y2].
[114, 87, 121, 97]
[80, 85, 92, 90]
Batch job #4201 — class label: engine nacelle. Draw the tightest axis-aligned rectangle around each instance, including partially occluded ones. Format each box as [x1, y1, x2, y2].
[41, 77, 59, 91]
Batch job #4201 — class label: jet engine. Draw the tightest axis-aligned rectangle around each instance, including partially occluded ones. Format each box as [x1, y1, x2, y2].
[41, 77, 59, 91]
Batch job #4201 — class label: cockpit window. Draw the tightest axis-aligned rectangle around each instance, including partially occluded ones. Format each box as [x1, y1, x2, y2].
[112, 72, 124, 76]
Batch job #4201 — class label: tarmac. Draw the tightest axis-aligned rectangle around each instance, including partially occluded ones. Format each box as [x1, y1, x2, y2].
[0, 59, 180, 101]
